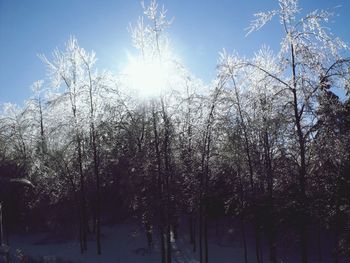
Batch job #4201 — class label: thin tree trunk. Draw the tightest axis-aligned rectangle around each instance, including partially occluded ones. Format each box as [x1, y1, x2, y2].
[290, 43, 308, 263]
[268, 217, 277, 263]
[0, 202, 3, 246]
[231, 76, 254, 191]
[38, 97, 46, 154]
[173, 221, 178, 240]
[238, 165, 248, 263]
[92, 206, 96, 234]
[161, 225, 166, 263]
[231, 75, 260, 263]
[264, 128, 276, 263]
[204, 213, 208, 263]
[240, 216, 248, 263]
[77, 136, 87, 251]
[69, 173, 84, 253]
[161, 100, 173, 263]
[189, 216, 194, 244]
[152, 107, 166, 263]
[334, 229, 339, 263]
[199, 203, 203, 263]
[199, 85, 222, 263]
[193, 216, 197, 253]
[69, 94, 88, 252]
[255, 222, 262, 263]
[0, 202, 9, 263]
[145, 222, 153, 248]
[62, 68, 88, 253]
[318, 221, 322, 262]
[92, 134, 101, 255]
[84, 58, 102, 255]
[167, 223, 172, 263]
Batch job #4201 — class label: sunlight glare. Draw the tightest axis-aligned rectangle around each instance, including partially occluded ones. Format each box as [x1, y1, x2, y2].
[124, 56, 170, 98]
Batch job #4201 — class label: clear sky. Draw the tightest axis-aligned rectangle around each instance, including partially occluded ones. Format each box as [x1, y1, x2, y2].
[1, 0, 350, 105]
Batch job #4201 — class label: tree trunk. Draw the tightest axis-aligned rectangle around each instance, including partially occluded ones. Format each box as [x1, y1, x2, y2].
[193, 215, 197, 252]
[254, 222, 263, 263]
[167, 224, 172, 263]
[241, 216, 248, 263]
[204, 213, 208, 263]
[290, 43, 308, 263]
[70, 94, 88, 253]
[264, 129, 277, 263]
[189, 216, 194, 244]
[77, 136, 87, 251]
[199, 203, 203, 263]
[145, 223, 153, 248]
[69, 173, 84, 253]
[199, 85, 222, 263]
[85, 61, 102, 255]
[238, 165, 248, 263]
[0, 202, 3, 246]
[161, 225, 166, 263]
[152, 107, 166, 263]
[317, 221, 322, 262]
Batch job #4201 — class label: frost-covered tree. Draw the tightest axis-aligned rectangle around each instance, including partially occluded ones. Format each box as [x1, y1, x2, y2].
[234, 0, 350, 262]
[40, 36, 97, 253]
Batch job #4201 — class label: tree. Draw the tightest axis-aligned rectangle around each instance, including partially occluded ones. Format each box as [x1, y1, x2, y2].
[218, 47, 277, 263]
[40, 37, 95, 253]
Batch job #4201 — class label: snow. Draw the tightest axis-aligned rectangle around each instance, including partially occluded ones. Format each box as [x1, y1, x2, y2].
[10, 224, 159, 263]
[8, 220, 350, 263]
[8, 222, 246, 263]
[8, 221, 247, 263]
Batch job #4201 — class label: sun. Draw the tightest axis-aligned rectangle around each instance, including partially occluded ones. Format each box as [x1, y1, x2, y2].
[124, 55, 171, 98]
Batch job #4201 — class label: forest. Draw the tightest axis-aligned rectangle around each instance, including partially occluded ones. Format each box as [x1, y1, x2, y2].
[0, 0, 350, 262]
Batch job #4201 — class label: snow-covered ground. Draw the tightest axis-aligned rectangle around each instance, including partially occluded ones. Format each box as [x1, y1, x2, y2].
[7, 220, 350, 263]
[10, 223, 160, 263]
[8, 221, 250, 263]
[10, 224, 252, 263]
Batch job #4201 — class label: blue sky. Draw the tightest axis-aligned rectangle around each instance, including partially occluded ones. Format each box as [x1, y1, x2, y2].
[1, 0, 350, 105]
